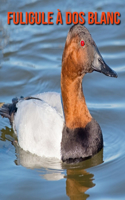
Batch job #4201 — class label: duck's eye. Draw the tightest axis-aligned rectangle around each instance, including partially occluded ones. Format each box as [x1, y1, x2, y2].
[81, 40, 85, 47]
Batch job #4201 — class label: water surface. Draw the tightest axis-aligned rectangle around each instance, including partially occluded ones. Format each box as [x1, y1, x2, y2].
[0, 0, 125, 199]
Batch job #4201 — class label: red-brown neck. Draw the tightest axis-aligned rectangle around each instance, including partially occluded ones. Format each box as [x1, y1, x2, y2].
[61, 69, 92, 129]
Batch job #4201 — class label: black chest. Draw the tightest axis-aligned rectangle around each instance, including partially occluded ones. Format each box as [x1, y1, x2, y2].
[61, 118, 103, 163]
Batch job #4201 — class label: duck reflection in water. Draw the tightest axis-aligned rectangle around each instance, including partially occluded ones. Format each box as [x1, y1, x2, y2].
[1, 114, 103, 200]
[64, 149, 103, 200]
[66, 169, 95, 200]
[15, 143, 103, 200]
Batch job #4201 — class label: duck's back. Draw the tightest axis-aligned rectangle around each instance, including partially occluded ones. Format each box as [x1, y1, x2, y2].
[32, 92, 64, 116]
[13, 92, 64, 159]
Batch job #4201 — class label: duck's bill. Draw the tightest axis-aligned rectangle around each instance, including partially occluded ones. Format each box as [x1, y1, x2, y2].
[92, 46, 118, 78]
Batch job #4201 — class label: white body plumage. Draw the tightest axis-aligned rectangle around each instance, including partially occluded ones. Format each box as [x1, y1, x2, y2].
[13, 92, 64, 159]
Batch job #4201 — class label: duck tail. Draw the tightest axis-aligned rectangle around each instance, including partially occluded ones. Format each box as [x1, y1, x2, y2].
[0, 96, 42, 125]
[0, 97, 19, 125]
[0, 103, 17, 124]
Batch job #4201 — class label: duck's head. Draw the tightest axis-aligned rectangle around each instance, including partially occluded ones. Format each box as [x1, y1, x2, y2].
[62, 24, 117, 79]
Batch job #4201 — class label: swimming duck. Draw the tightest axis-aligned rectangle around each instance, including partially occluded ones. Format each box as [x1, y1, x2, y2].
[0, 24, 117, 163]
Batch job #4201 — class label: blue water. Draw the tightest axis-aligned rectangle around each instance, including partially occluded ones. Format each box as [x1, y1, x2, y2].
[0, 0, 125, 199]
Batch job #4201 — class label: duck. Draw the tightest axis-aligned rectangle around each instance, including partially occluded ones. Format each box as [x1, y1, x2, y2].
[0, 24, 117, 163]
